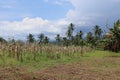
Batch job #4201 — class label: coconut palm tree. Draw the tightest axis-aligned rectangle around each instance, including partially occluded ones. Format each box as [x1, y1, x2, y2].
[73, 33, 79, 45]
[93, 25, 103, 40]
[43, 36, 49, 44]
[85, 32, 96, 47]
[55, 34, 61, 45]
[27, 33, 35, 44]
[63, 37, 69, 46]
[66, 23, 74, 40]
[38, 33, 44, 44]
[74, 30, 83, 46]
[78, 30, 84, 39]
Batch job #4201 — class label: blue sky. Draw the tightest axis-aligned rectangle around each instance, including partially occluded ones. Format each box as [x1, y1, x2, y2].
[0, 0, 120, 40]
[0, 0, 72, 20]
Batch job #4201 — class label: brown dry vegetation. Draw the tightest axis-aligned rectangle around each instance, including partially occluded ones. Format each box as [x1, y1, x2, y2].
[0, 43, 120, 80]
[0, 43, 93, 61]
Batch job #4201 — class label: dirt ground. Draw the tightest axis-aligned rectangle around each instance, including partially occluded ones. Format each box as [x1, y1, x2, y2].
[0, 58, 120, 80]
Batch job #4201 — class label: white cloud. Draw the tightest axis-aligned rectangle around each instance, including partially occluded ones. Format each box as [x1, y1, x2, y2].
[0, 0, 120, 40]
[67, 0, 120, 26]
[0, 17, 72, 40]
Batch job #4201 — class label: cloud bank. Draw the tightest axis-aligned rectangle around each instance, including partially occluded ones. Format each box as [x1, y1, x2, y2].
[0, 0, 120, 40]
[0, 17, 71, 40]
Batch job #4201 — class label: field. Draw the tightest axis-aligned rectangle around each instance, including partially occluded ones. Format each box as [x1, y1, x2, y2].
[0, 46, 120, 80]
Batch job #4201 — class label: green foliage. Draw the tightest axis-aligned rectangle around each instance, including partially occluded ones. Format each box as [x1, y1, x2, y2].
[38, 33, 45, 44]
[55, 34, 61, 45]
[85, 32, 96, 47]
[0, 37, 7, 43]
[93, 25, 103, 40]
[62, 37, 69, 46]
[43, 36, 49, 44]
[104, 19, 120, 52]
[66, 23, 74, 40]
[27, 34, 35, 44]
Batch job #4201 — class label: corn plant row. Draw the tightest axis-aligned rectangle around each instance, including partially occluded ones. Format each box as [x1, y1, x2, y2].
[0, 43, 94, 62]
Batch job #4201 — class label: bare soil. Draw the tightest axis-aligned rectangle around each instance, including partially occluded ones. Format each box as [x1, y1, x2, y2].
[0, 58, 120, 80]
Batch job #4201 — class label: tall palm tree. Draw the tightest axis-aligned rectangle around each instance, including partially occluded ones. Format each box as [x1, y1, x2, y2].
[98, 28, 103, 39]
[55, 34, 61, 45]
[85, 32, 96, 47]
[38, 33, 44, 44]
[43, 36, 49, 44]
[93, 25, 103, 40]
[66, 23, 75, 40]
[79, 30, 83, 39]
[27, 33, 35, 44]
[86, 32, 93, 43]
[63, 37, 68, 46]
[74, 32, 80, 45]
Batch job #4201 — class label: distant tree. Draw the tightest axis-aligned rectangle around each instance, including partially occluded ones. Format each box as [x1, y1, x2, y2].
[85, 32, 96, 47]
[11, 39, 15, 44]
[55, 34, 61, 45]
[71, 35, 74, 45]
[27, 33, 35, 44]
[38, 33, 44, 44]
[79, 30, 84, 39]
[93, 25, 103, 40]
[43, 36, 49, 44]
[63, 37, 69, 46]
[8, 38, 15, 45]
[74, 32, 80, 45]
[66, 23, 75, 40]
[16, 40, 25, 46]
[98, 28, 103, 39]
[74, 30, 84, 46]
[0, 37, 7, 44]
[104, 20, 120, 52]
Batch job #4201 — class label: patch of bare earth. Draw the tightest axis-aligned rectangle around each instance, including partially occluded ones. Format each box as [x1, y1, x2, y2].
[35, 63, 120, 80]
[0, 67, 33, 80]
[0, 58, 120, 80]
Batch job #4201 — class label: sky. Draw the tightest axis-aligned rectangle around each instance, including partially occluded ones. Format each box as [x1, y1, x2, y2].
[0, 0, 120, 40]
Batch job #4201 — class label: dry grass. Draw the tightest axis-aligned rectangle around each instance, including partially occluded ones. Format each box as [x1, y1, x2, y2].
[0, 43, 94, 62]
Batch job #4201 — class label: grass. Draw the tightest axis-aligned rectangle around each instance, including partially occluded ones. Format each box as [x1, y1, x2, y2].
[0, 50, 120, 80]
[0, 50, 120, 71]
[84, 50, 120, 57]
